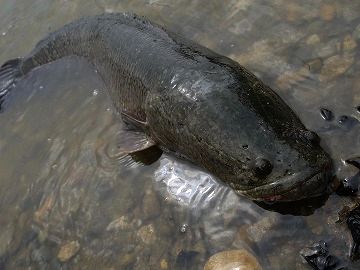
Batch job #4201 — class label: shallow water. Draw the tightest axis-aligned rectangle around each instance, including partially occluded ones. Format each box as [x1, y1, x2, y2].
[0, 0, 360, 269]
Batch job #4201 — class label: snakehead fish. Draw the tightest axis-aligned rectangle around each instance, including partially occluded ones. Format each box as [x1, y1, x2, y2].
[0, 13, 332, 201]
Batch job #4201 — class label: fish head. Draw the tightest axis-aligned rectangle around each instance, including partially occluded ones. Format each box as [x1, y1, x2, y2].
[233, 128, 333, 202]
[182, 67, 333, 202]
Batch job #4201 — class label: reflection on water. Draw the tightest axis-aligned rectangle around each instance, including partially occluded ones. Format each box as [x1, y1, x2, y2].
[0, 0, 360, 269]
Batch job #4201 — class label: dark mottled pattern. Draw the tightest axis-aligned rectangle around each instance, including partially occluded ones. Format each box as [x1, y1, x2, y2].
[3, 12, 332, 201]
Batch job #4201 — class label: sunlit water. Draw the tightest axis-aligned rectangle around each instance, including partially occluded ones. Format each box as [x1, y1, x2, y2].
[0, 0, 360, 269]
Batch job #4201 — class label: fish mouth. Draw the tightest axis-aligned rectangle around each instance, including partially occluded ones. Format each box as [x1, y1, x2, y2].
[239, 168, 331, 202]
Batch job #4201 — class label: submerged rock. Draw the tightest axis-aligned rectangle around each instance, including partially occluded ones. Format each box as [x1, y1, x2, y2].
[320, 108, 334, 121]
[142, 189, 161, 220]
[320, 54, 354, 82]
[57, 241, 80, 262]
[306, 34, 321, 46]
[343, 34, 357, 52]
[106, 215, 132, 231]
[300, 241, 344, 270]
[320, 4, 336, 21]
[353, 24, 360, 40]
[137, 224, 157, 245]
[203, 249, 261, 270]
[347, 207, 360, 260]
[160, 258, 168, 269]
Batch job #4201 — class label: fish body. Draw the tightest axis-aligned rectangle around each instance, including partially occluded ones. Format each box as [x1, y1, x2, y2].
[0, 13, 332, 201]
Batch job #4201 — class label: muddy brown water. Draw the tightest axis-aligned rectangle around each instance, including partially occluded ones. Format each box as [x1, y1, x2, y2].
[0, 0, 360, 269]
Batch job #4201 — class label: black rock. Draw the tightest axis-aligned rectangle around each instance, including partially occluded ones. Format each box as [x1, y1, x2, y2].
[320, 108, 334, 121]
[338, 115, 359, 130]
[347, 207, 360, 261]
[336, 175, 359, 196]
[300, 241, 345, 269]
[175, 250, 199, 270]
[346, 158, 360, 170]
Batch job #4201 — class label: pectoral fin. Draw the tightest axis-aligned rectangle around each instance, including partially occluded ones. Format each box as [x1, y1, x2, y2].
[121, 111, 148, 130]
[108, 130, 156, 157]
[104, 129, 162, 167]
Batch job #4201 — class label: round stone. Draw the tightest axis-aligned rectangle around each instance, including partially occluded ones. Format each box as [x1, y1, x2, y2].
[204, 249, 262, 270]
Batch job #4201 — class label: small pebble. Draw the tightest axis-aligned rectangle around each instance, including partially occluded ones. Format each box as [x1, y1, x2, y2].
[180, 223, 188, 233]
[353, 24, 360, 40]
[347, 207, 360, 260]
[337, 115, 359, 130]
[57, 241, 80, 262]
[336, 175, 359, 196]
[320, 54, 354, 82]
[320, 108, 334, 121]
[300, 241, 344, 269]
[346, 157, 360, 170]
[160, 258, 168, 269]
[306, 34, 321, 45]
[320, 4, 336, 21]
[307, 58, 323, 73]
[204, 249, 262, 270]
[343, 34, 357, 51]
[137, 224, 156, 244]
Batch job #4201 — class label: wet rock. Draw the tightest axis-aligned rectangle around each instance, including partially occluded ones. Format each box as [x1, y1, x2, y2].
[320, 4, 336, 21]
[341, 3, 360, 23]
[137, 224, 156, 245]
[203, 214, 236, 250]
[204, 249, 262, 270]
[276, 67, 310, 90]
[346, 157, 360, 170]
[31, 246, 52, 268]
[175, 250, 199, 269]
[315, 39, 340, 58]
[343, 34, 357, 52]
[320, 108, 334, 121]
[193, 240, 206, 255]
[338, 115, 359, 130]
[306, 214, 324, 235]
[336, 172, 359, 197]
[336, 179, 358, 197]
[232, 226, 253, 249]
[231, 39, 289, 76]
[160, 258, 168, 269]
[347, 207, 360, 260]
[353, 24, 360, 41]
[142, 189, 161, 220]
[119, 253, 136, 268]
[34, 195, 56, 224]
[280, 2, 318, 22]
[307, 58, 323, 73]
[320, 54, 354, 82]
[300, 241, 344, 269]
[247, 214, 279, 242]
[306, 34, 321, 46]
[106, 215, 132, 231]
[0, 225, 14, 257]
[57, 241, 80, 262]
[284, 2, 302, 22]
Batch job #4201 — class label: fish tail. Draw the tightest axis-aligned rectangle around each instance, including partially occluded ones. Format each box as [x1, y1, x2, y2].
[0, 58, 23, 111]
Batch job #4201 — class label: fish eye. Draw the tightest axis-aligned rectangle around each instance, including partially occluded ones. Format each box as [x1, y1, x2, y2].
[253, 158, 273, 178]
[304, 131, 320, 145]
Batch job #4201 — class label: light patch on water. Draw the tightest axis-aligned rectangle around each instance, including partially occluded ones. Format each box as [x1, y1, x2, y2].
[154, 156, 230, 209]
